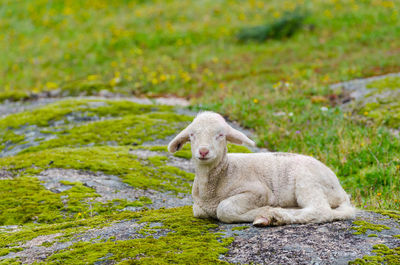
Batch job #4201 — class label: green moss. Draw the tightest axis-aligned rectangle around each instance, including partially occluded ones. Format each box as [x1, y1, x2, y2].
[0, 258, 20, 265]
[349, 244, 400, 264]
[231, 226, 250, 231]
[375, 210, 400, 223]
[0, 207, 232, 264]
[0, 91, 29, 103]
[368, 234, 378, 237]
[0, 211, 140, 249]
[0, 176, 151, 225]
[0, 146, 194, 225]
[352, 220, 390, 235]
[393, 235, 400, 239]
[21, 112, 190, 154]
[0, 99, 192, 155]
[58, 181, 100, 213]
[173, 144, 193, 159]
[0, 247, 23, 257]
[0, 131, 25, 152]
[227, 144, 252, 153]
[0, 177, 64, 225]
[358, 98, 400, 129]
[147, 155, 168, 166]
[356, 76, 400, 129]
[1, 146, 194, 193]
[105, 197, 152, 211]
[41, 206, 231, 264]
[0, 99, 161, 130]
[367, 76, 400, 92]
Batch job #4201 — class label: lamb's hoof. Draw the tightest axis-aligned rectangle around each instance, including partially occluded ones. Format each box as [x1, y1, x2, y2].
[253, 216, 271, 227]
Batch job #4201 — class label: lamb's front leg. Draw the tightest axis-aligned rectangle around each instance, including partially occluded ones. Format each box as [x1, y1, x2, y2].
[193, 203, 209, 218]
[216, 192, 269, 223]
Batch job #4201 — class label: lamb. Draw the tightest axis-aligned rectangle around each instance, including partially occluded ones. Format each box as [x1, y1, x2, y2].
[168, 111, 356, 226]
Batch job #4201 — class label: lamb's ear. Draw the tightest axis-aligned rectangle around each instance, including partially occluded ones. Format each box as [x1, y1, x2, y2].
[168, 127, 190, 153]
[226, 126, 255, 147]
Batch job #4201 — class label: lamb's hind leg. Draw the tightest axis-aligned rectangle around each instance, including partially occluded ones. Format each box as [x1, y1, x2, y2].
[254, 187, 338, 226]
[216, 192, 269, 223]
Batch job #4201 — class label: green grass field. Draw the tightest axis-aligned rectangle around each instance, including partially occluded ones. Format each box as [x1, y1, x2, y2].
[1, 0, 399, 210]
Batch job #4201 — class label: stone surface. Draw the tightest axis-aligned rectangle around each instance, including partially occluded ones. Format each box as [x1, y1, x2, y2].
[221, 211, 400, 264]
[36, 168, 193, 210]
[331, 72, 400, 136]
[0, 94, 399, 264]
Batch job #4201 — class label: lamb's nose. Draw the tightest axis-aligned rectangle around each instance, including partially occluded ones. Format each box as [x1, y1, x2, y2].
[199, 148, 209, 157]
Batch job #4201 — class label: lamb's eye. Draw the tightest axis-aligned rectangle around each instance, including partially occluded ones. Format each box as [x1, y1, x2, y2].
[216, 133, 224, 139]
[189, 133, 194, 138]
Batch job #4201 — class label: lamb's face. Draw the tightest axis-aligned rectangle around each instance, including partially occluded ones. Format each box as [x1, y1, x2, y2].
[188, 120, 227, 165]
[168, 111, 255, 164]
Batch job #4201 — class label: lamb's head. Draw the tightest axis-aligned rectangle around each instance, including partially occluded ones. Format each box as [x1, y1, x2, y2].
[168, 111, 255, 165]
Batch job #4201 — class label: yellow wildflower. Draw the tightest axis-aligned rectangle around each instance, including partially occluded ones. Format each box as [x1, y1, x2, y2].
[87, 75, 98, 81]
[135, 48, 143, 55]
[377, 192, 382, 196]
[109, 75, 121, 86]
[382, 1, 395, 8]
[46, 82, 58, 90]
[63, 7, 73, 15]
[273, 11, 281, 18]
[256, 1, 264, 8]
[253, 99, 259, 104]
[324, 10, 333, 18]
[273, 82, 281, 89]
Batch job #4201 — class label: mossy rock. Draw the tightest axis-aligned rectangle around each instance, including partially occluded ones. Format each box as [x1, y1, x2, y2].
[1, 98, 400, 264]
[332, 73, 400, 131]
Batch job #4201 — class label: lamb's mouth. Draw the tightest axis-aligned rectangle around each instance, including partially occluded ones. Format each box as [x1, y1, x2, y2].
[199, 157, 209, 161]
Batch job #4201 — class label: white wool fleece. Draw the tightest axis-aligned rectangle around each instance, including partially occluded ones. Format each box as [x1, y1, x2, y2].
[168, 111, 356, 226]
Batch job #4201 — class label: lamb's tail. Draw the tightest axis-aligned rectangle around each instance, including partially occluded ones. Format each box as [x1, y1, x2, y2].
[332, 201, 357, 220]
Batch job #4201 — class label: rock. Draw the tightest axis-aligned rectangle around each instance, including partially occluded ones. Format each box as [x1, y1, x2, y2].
[331, 72, 400, 136]
[221, 211, 400, 264]
[154, 97, 190, 107]
[0, 96, 399, 264]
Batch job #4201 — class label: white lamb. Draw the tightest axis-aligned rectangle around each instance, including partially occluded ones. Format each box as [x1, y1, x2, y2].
[168, 111, 356, 226]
